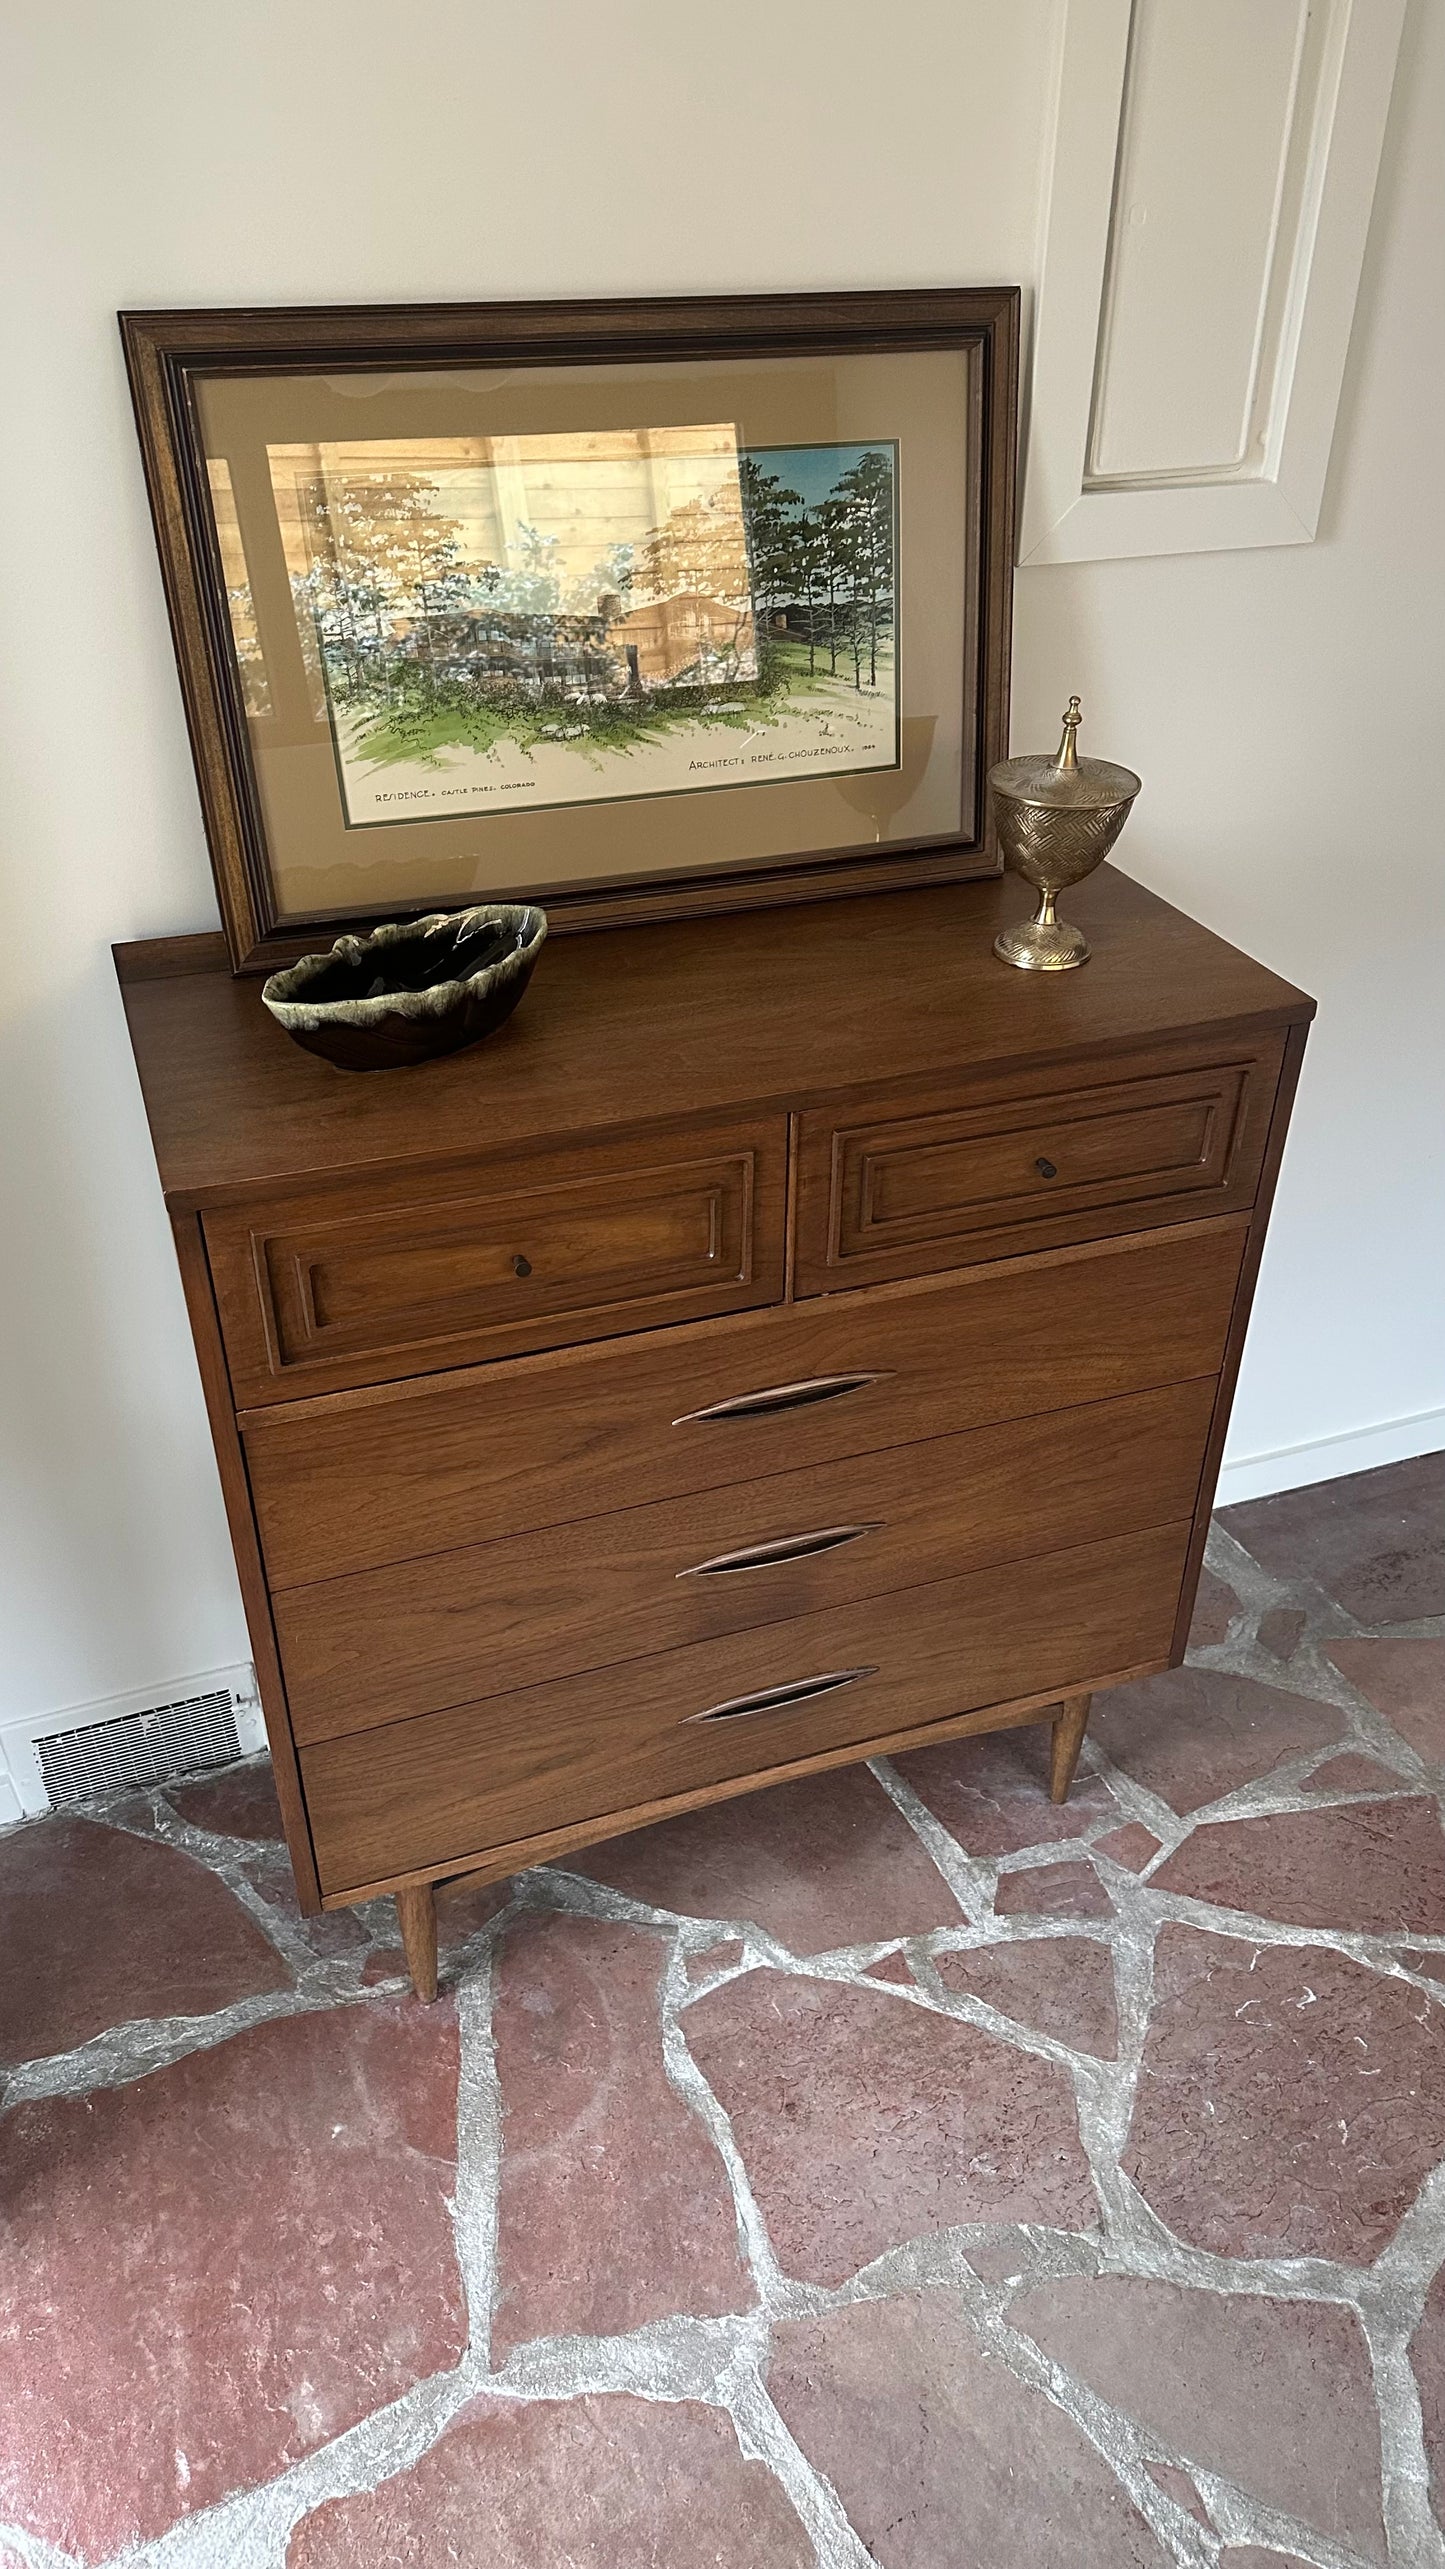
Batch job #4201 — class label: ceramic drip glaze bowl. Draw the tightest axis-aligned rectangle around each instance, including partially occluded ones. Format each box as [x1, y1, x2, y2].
[262, 904, 547, 1072]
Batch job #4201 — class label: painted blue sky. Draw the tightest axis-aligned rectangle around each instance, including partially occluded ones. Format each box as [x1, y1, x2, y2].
[744, 441, 896, 512]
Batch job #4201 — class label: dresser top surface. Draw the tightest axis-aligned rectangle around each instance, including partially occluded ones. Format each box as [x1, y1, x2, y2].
[118, 867, 1313, 1206]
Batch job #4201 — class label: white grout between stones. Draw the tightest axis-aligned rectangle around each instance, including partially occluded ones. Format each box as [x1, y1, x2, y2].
[3, 1503, 1444, 2569]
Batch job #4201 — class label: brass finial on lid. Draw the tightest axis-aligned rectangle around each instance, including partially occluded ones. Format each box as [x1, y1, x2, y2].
[1056, 695, 1082, 774]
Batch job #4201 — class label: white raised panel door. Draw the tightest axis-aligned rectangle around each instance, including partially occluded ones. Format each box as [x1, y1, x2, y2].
[1020, 0, 1406, 562]
[1089, 0, 1312, 482]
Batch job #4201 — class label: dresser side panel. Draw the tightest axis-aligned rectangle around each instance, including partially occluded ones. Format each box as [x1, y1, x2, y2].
[167, 1212, 321, 1909]
[1168, 1015, 1311, 1657]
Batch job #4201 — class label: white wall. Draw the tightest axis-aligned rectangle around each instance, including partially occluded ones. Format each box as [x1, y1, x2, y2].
[1014, 0, 1445, 1497]
[0, 0, 1438, 1742]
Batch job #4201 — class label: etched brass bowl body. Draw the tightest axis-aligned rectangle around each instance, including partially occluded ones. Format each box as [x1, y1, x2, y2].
[989, 699, 1141, 970]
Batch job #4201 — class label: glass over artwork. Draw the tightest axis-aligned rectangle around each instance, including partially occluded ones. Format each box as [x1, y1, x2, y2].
[269, 428, 900, 827]
[192, 339, 977, 926]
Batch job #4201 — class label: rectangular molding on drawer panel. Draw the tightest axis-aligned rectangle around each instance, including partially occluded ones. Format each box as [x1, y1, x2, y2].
[205, 1114, 788, 1404]
[300, 1518, 1191, 1893]
[795, 1035, 1284, 1293]
[276, 1376, 1216, 1741]
[245, 1215, 1247, 1588]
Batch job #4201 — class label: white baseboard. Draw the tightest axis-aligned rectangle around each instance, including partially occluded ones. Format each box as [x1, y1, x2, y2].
[0, 1661, 262, 1820]
[1215, 1406, 1445, 1509]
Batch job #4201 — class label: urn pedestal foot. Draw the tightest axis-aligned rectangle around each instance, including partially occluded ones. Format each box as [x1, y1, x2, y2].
[993, 889, 1090, 973]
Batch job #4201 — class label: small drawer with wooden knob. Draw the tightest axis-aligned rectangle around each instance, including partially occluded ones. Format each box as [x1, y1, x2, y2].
[204, 1112, 788, 1405]
[794, 1031, 1286, 1293]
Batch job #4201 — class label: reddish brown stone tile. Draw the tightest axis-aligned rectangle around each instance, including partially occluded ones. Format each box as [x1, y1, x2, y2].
[1094, 1822, 1163, 1870]
[994, 1860, 1113, 1920]
[1410, 2260, 1445, 2524]
[0, 1816, 289, 2067]
[935, 1935, 1117, 2057]
[770, 2292, 1168, 2565]
[1308, 1751, 1406, 1795]
[1220, 1451, 1445, 1622]
[1189, 1568, 1241, 1648]
[491, 1913, 748, 2359]
[1125, 1926, 1445, 2262]
[962, 2238, 1030, 2283]
[1090, 1667, 1343, 1814]
[1011, 2275, 1384, 2559]
[287, 2390, 813, 2568]
[437, 1872, 512, 1944]
[895, 1722, 1114, 1859]
[1219, 2554, 1316, 2569]
[1256, 1606, 1307, 1661]
[1144, 2461, 1211, 2526]
[1152, 1798, 1445, 1934]
[165, 1757, 283, 1841]
[684, 1936, 746, 1984]
[687, 1970, 1095, 2286]
[568, 1764, 961, 1951]
[1326, 1638, 1445, 1765]
[0, 1998, 464, 2558]
[361, 1945, 407, 1984]
[866, 1949, 916, 1985]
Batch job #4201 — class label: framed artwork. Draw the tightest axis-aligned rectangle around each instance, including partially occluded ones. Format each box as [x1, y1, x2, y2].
[122, 289, 1019, 972]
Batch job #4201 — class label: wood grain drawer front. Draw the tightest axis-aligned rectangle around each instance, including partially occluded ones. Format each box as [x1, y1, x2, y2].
[300, 1518, 1190, 1895]
[795, 1036, 1285, 1292]
[276, 1376, 1216, 1742]
[205, 1117, 787, 1404]
[247, 1214, 1245, 1589]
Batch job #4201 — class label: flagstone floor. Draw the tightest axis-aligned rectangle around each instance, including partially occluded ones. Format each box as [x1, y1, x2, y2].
[3, 1451, 1445, 2568]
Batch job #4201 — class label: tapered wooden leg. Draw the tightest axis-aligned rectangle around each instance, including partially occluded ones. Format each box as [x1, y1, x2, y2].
[396, 1882, 438, 2002]
[1050, 1693, 1092, 1804]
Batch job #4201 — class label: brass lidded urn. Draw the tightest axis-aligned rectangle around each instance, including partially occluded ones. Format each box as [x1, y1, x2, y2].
[990, 697, 1142, 970]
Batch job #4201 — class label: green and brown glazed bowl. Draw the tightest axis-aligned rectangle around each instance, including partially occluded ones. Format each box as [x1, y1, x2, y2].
[261, 904, 547, 1073]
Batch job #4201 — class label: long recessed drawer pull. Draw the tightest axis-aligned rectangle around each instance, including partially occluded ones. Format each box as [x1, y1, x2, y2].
[677, 1523, 881, 1579]
[674, 1372, 885, 1426]
[687, 1666, 878, 1724]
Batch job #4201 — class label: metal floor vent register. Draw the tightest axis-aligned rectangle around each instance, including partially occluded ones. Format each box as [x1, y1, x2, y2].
[36, 1689, 243, 1808]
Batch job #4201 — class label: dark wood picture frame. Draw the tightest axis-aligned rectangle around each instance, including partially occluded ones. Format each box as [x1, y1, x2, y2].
[121, 288, 1019, 974]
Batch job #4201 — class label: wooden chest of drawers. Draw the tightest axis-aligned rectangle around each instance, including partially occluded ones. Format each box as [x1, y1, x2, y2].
[118, 868, 1312, 1995]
